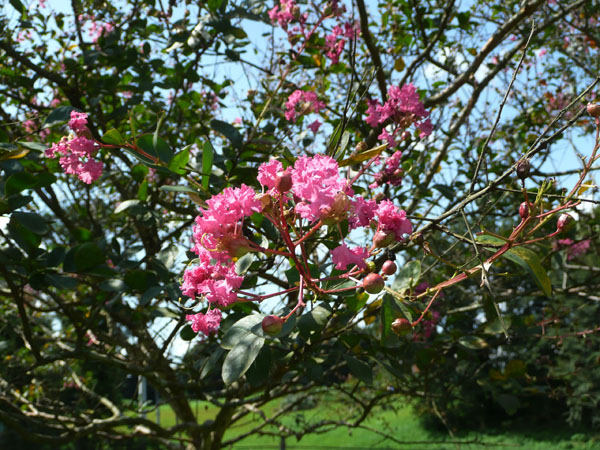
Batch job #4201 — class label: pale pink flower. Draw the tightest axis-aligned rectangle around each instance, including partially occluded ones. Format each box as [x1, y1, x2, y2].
[291, 154, 349, 222]
[331, 244, 369, 270]
[257, 159, 283, 191]
[375, 200, 412, 240]
[285, 90, 325, 122]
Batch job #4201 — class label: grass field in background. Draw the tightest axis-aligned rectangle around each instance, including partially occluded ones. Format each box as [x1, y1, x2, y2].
[149, 398, 600, 449]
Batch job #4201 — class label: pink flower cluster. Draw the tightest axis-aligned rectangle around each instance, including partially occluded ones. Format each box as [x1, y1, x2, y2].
[324, 23, 359, 64]
[557, 238, 591, 261]
[285, 90, 326, 122]
[182, 185, 264, 335]
[186, 309, 222, 337]
[366, 83, 432, 144]
[370, 151, 403, 189]
[45, 111, 103, 184]
[257, 154, 412, 271]
[268, 0, 307, 35]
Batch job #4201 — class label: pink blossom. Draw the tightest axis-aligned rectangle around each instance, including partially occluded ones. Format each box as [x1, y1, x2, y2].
[378, 129, 397, 148]
[258, 159, 284, 191]
[325, 26, 346, 64]
[181, 253, 243, 306]
[285, 90, 325, 122]
[307, 119, 322, 133]
[365, 83, 431, 141]
[192, 185, 262, 261]
[291, 154, 350, 222]
[46, 132, 103, 184]
[186, 309, 222, 337]
[69, 111, 88, 133]
[331, 244, 369, 270]
[370, 151, 403, 189]
[558, 238, 591, 261]
[268, 0, 296, 29]
[375, 199, 412, 241]
[349, 196, 377, 229]
[23, 119, 36, 134]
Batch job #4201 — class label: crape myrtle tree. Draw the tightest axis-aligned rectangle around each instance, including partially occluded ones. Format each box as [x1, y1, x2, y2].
[0, 0, 599, 447]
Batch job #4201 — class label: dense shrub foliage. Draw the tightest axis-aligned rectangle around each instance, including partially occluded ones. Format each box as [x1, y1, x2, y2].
[0, 0, 599, 448]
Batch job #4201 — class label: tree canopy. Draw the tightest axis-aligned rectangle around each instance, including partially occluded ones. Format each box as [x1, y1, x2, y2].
[0, 0, 599, 448]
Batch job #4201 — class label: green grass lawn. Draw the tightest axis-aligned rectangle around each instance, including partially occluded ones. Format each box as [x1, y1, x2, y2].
[153, 399, 600, 449]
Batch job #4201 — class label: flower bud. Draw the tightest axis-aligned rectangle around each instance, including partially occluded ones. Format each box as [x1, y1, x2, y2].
[355, 141, 367, 153]
[391, 318, 412, 336]
[382, 260, 397, 275]
[556, 213, 573, 232]
[363, 273, 385, 294]
[262, 315, 284, 335]
[291, 5, 301, 18]
[587, 102, 600, 118]
[519, 202, 529, 219]
[373, 230, 396, 248]
[401, 131, 411, 141]
[275, 170, 293, 193]
[365, 261, 376, 273]
[516, 158, 530, 180]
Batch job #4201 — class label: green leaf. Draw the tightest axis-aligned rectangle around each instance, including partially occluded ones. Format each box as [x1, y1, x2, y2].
[115, 199, 141, 214]
[4, 172, 38, 197]
[235, 253, 254, 275]
[16, 141, 47, 152]
[210, 119, 243, 148]
[0, 143, 18, 152]
[137, 179, 148, 201]
[297, 304, 332, 337]
[202, 142, 214, 190]
[208, 0, 224, 12]
[4, 172, 55, 197]
[478, 235, 551, 296]
[9, 0, 26, 13]
[102, 128, 125, 145]
[393, 260, 421, 292]
[343, 355, 373, 385]
[458, 335, 488, 350]
[222, 334, 265, 385]
[135, 134, 173, 164]
[11, 211, 48, 235]
[74, 243, 105, 272]
[168, 148, 189, 175]
[495, 393, 520, 415]
[503, 246, 552, 297]
[180, 325, 197, 341]
[43, 106, 76, 128]
[432, 184, 455, 200]
[221, 314, 265, 350]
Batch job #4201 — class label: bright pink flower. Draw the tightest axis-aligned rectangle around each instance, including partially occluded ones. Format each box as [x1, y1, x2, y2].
[69, 111, 88, 133]
[375, 199, 412, 240]
[186, 309, 222, 336]
[349, 196, 377, 229]
[332, 244, 369, 270]
[257, 159, 283, 191]
[325, 26, 346, 64]
[23, 119, 36, 134]
[181, 254, 243, 306]
[192, 185, 262, 261]
[378, 129, 397, 148]
[365, 83, 432, 140]
[291, 154, 349, 222]
[365, 99, 381, 127]
[285, 90, 326, 122]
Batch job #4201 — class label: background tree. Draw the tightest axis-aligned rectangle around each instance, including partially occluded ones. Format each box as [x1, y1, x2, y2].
[0, 0, 599, 448]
